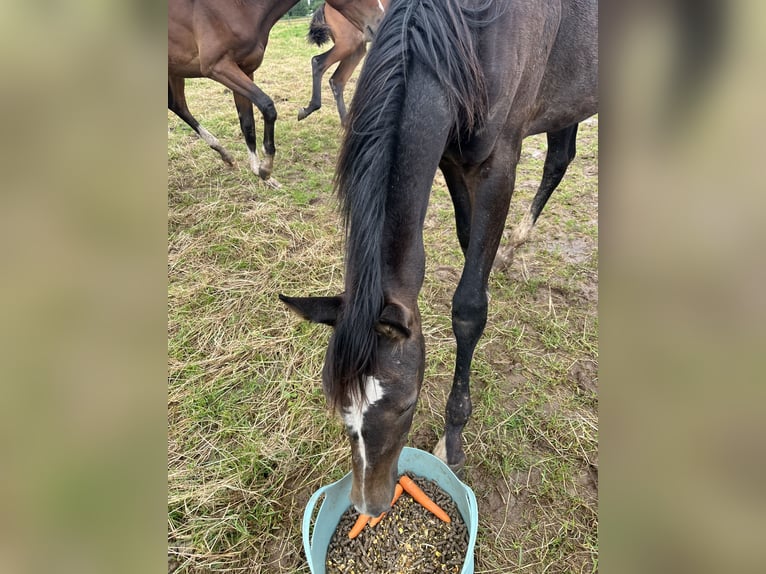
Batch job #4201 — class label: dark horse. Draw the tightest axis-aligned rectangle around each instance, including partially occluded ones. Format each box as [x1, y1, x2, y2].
[282, 0, 597, 517]
[299, 1, 389, 122]
[493, 121, 581, 269]
[168, 0, 386, 185]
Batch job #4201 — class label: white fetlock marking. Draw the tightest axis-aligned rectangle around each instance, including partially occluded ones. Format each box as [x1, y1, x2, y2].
[197, 126, 220, 148]
[433, 435, 448, 463]
[248, 148, 260, 173]
[510, 210, 535, 246]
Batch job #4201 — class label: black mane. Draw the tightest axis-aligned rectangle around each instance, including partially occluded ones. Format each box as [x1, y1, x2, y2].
[326, 0, 489, 408]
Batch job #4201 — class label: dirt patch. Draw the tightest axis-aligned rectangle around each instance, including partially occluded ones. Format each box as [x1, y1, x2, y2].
[469, 467, 542, 533]
[569, 359, 598, 395]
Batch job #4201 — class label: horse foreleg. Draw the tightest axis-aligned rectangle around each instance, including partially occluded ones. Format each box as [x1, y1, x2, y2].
[436, 153, 518, 473]
[206, 58, 278, 182]
[168, 76, 235, 167]
[495, 123, 579, 269]
[440, 160, 472, 257]
[233, 88, 261, 177]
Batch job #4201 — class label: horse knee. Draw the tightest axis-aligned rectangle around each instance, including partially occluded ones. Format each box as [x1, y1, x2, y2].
[452, 288, 488, 344]
[311, 54, 326, 73]
[446, 387, 472, 426]
[262, 101, 277, 124]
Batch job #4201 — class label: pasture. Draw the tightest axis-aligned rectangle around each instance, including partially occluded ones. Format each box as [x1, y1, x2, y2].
[168, 16, 598, 574]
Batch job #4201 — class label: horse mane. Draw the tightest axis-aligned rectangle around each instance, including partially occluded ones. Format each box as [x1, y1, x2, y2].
[307, 3, 331, 47]
[327, 0, 489, 409]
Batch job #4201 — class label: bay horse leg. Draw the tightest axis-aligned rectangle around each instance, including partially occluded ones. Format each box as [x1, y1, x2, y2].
[298, 49, 336, 121]
[329, 43, 366, 123]
[168, 76, 235, 167]
[232, 78, 262, 176]
[495, 123, 579, 269]
[435, 149, 520, 473]
[205, 58, 278, 182]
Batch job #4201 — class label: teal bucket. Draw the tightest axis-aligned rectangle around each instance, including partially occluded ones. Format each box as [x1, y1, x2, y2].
[302, 446, 478, 573]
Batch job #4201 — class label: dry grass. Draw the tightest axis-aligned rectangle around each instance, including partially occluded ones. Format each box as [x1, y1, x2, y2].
[168, 17, 598, 574]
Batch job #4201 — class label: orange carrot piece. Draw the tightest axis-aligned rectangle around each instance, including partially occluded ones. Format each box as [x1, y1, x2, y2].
[368, 512, 385, 528]
[368, 483, 405, 527]
[398, 475, 451, 523]
[348, 513, 370, 539]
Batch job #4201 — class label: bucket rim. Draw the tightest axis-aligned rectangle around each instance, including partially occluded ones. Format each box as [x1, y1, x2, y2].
[302, 446, 478, 574]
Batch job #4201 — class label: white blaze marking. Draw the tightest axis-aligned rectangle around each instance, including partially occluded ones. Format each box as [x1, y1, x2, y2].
[342, 376, 385, 509]
[378, 0, 385, 12]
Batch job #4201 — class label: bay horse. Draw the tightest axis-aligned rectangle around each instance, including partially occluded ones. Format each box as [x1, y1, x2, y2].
[281, 0, 597, 517]
[168, 0, 386, 184]
[299, 0, 389, 122]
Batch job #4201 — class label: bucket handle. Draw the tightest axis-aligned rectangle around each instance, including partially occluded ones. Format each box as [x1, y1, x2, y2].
[302, 482, 334, 574]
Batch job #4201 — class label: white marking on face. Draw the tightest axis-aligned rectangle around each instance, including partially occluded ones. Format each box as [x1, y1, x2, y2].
[342, 376, 385, 509]
[378, 0, 384, 12]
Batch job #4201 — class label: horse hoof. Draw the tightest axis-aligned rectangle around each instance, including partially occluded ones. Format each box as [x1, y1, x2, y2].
[433, 436, 466, 477]
[297, 108, 308, 121]
[262, 177, 281, 190]
[258, 153, 274, 181]
[222, 155, 236, 168]
[492, 246, 515, 271]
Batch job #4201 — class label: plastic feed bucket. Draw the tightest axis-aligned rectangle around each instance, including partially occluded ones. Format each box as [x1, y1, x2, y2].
[302, 447, 479, 574]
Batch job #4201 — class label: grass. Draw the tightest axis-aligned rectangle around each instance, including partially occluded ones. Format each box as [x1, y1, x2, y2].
[168, 17, 598, 574]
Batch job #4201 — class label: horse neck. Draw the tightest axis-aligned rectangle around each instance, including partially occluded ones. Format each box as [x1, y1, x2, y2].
[276, 0, 301, 17]
[338, 0, 484, 310]
[376, 177, 432, 307]
[253, 0, 302, 32]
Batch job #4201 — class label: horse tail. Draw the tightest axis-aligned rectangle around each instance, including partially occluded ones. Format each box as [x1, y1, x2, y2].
[328, 0, 489, 408]
[307, 3, 331, 47]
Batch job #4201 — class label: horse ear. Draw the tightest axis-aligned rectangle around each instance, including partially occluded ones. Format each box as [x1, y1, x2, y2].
[375, 302, 412, 340]
[279, 294, 343, 327]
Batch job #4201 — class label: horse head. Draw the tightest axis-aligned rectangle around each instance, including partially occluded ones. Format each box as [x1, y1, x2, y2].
[280, 294, 424, 517]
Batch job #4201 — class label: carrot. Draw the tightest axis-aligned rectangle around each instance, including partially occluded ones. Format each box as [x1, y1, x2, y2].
[391, 483, 405, 506]
[348, 513, 371, 539]
[368, 483, 404, 527]
[367, 512, 385, 528]
[398, 475, 451, 523]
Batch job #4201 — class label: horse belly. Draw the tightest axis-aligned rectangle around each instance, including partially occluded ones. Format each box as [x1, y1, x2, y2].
[168, 54, 204, 79]
[526, 1, 598, 134]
